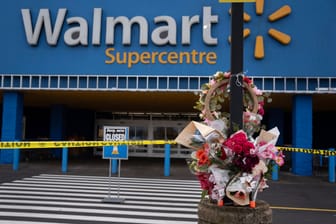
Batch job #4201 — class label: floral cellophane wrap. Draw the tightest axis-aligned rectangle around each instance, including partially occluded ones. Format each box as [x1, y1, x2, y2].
[175, 71, 284, 207]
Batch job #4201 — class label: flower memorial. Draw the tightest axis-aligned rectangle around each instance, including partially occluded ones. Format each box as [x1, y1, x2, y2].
[175, 71, 284, 208]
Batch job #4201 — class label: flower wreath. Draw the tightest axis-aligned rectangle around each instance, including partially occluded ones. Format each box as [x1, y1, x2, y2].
[175, 71, 283, 208]
[194, 71, 270, 139]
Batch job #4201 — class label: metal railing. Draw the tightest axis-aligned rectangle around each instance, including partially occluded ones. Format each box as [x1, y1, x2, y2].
[1, 74, 336, 94]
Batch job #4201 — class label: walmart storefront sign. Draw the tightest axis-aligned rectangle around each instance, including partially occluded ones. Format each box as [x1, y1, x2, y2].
[21, 7, 218, 68]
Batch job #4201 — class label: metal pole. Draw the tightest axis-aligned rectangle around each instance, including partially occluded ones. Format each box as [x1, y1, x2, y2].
[329, 148, 335, 183]
[112, 159, 118, 174]
[230, 2, 244, 132]
[103, 159, 125, 203]
[108, 159, 112, 198]
[117, 159, 121, 198]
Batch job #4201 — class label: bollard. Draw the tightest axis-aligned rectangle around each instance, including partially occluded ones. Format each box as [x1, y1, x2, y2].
[164, 144, 171, 176]
[13, 149, 20, 171]
[61, 147, 68, 173]
[329, 148, 335, 183]
[272, 163, 279, 181]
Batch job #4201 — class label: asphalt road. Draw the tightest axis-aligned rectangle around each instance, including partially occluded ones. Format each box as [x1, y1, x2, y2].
[0, 157, 335, 224]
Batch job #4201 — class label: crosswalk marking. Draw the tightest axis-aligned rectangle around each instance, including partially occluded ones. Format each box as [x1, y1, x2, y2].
[0, 199, 197, 212]
[2, 182, 199, 195]
[0, 174, 201, 224]
[0, 212, 195, 224]
[0, 204, 197, 219]
[0, 220, 68, 224]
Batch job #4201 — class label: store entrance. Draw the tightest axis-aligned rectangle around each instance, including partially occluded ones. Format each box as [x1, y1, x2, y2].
[93, 112, 198, 158]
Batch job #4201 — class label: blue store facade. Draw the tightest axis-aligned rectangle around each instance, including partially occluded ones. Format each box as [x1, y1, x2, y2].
[0, 0, 335, 176]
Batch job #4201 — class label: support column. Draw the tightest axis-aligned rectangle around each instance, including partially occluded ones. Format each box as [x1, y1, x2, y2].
[292, 95, 313, 176]
[50, 105, 65, 158]
[1, 92, 24, 165]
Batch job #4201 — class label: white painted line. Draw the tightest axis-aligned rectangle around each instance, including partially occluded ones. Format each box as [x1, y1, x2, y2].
[4, 182, 200, 194]
[0, 212, 197, 224]
[0, 194, 198, 207]
[0, 186, 200, 199]
[13, 179, 201, 191]
[0, 199, 198, 212]
[0, 205, 198, 219]
[38, 174, 198, 184]
[0, 221, 70, 224]
[0, 190, 200, 202]
[26, 176, 200, 189]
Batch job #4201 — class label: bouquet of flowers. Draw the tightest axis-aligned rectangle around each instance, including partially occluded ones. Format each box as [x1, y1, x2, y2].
[175, 71, 284, 208]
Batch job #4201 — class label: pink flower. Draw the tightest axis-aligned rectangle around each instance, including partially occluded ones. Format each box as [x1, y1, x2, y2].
[224, 72, 231, 78]
[210, 79, 216, 85]
[253, 87, 263, 96]
[258, 105, 265, 116]
[275, 156, 284, 166]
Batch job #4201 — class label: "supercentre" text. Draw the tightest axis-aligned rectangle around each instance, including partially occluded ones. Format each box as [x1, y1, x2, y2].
[105, 48, 217, 68]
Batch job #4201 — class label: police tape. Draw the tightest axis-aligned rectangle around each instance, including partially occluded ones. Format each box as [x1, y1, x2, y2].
[277, 147, 336, 156]
[0, 140, 335, 156]
[0, 140, 176, 149]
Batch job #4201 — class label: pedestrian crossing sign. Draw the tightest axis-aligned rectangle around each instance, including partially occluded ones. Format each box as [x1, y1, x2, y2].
[103, 145, 128, 159]
[102, 126, 129, 160]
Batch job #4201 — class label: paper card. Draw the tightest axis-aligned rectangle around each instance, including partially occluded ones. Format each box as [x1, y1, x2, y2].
[225, 174, 250, 206]
[256, 127, 280, 146]
[175, 121, 225, 150]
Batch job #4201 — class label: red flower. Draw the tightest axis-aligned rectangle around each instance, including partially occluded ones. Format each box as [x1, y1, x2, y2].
[197, 173, 214, 192]
[243, 76, 252, 85]
[242, 141, 255, 156]
[219, 146, 227, 160]
[223, 132, 245, 147]
[232, 144, 243, 154]
[196, 149, 209, 165]
[233, 154, 260, 173]
[223, 131, 254, 155]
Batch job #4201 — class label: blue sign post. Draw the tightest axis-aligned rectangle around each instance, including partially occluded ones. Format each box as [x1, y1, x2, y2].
[102, 126, 129, 204]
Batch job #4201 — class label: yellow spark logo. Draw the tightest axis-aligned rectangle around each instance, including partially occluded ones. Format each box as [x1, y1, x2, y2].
[228, 0, 292, 59]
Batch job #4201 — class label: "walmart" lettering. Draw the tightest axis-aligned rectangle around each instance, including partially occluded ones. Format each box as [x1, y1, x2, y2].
[21, 7, 218, 46]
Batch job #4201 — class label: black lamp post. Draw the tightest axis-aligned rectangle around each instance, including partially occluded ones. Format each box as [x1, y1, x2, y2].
[229, 2, 244, 133]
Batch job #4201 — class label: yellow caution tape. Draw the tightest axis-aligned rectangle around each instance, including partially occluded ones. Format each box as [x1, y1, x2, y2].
[0, 140, 176, 149]
[277, 147, 336, 156]
[0, 141, 335, 156]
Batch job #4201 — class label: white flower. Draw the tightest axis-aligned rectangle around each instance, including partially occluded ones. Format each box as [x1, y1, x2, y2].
[209, 119, 226, 132]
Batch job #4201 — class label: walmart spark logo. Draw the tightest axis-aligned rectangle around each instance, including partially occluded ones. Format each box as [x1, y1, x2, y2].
[228, 0, 292, 60]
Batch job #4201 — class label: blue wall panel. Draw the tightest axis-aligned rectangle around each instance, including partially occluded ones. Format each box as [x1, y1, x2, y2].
[0, 0, 335, 76]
